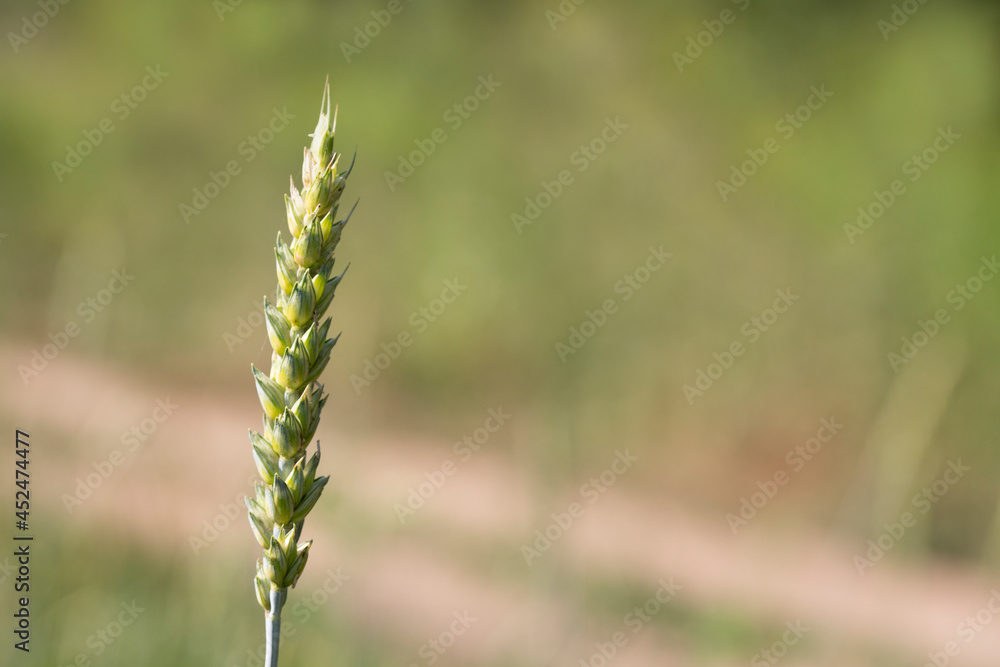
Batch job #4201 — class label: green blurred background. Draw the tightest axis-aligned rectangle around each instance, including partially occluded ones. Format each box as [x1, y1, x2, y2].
[2, 0, 1000, 665]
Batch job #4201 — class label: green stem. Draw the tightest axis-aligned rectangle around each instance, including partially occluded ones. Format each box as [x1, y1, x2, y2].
[265, 588, 287, 667]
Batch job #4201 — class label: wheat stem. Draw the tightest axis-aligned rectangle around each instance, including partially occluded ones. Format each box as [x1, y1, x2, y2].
[265, 588, 287, 667]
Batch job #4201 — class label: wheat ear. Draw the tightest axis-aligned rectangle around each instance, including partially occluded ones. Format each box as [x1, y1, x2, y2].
[245, 78, 355, 667]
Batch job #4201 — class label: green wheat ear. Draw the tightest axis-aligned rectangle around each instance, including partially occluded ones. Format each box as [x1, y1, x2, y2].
[246, 78, 356, 666]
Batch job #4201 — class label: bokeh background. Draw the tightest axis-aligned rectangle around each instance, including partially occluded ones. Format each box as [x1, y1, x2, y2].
[2, 0, 1000, 665]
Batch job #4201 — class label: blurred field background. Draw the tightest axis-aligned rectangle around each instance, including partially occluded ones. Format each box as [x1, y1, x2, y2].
[2, 0, 1000, 665]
